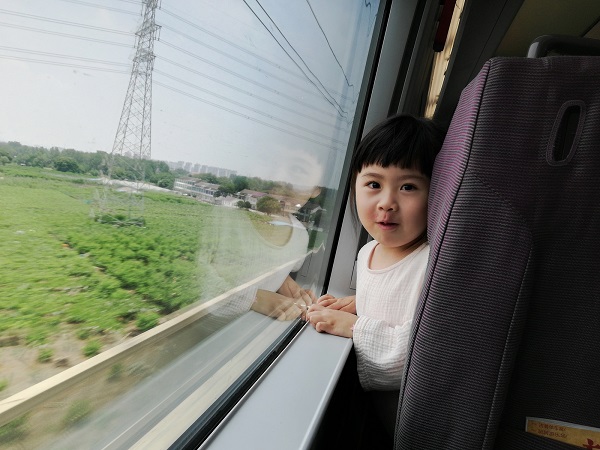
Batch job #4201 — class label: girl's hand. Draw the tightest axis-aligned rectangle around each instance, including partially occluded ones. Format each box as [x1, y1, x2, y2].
[317, 293, 336, 305]
[317, 294, 356, 314]
[307, 304, 357, 338]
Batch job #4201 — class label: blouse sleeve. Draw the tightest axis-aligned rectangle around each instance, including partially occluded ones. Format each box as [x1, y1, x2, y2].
[352, 315, 412, 391]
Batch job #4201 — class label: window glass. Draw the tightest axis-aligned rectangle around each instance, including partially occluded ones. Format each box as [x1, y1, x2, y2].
[0, 0, 380, 447]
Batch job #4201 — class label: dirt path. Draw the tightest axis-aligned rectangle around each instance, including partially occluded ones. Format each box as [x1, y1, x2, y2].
[0, 329, 128, 401]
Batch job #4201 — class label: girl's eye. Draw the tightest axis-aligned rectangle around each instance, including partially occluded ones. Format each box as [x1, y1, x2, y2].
[366, 181, 380, 189]
[401, 184, 416, 191]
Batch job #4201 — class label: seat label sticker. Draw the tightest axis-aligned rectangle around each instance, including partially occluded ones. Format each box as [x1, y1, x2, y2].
[526, 417, 600, 448]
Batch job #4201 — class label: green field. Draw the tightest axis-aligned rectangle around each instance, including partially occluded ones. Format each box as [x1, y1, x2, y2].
[0, 165, 292, 349]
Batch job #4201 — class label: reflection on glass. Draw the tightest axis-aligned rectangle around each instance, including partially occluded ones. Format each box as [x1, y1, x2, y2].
[0, 0, 379, 447]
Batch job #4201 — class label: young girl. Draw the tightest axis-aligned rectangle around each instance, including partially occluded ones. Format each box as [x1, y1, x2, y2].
[307, 113, 444, 433]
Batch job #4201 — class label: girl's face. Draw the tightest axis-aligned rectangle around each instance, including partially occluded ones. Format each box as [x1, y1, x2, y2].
[355, 164, 429, 259]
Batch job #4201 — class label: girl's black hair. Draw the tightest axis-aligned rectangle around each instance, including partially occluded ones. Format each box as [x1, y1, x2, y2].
[349, 114, 446, 218]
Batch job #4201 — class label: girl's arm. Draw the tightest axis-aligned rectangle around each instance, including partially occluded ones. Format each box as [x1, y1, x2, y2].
[352, 316, 412, 391]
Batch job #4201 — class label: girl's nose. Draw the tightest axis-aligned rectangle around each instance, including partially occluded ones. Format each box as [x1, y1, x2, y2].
[377, 191, 398, 211]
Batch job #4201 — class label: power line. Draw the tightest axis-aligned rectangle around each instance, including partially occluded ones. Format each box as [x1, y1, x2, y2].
[154, 69, 346, 146]
[158, 55, 347, 130]
[304, 0, 354, 91]
[159, 24, 342, 106]
[243, 0, 348, 119]
[2, 3, 352, 155]
[0, 22, 347, 142]
[158, 40, 340, 120]
[159, 8, 351, 103]
[0, 45, 130, 67]
[0, 8, 135, 34]
[160, 9, 298, 80]
[0, 21, 134, 48]
[2, 38, 350, 140]
[154, 80, 344, 154]
[0, 51, 348, 150]
[0, 45, 347, 146]
[55, 0, 140, 15]
[0, 54, 129, 73]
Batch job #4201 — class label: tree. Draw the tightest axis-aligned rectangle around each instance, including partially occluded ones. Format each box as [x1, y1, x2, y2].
[232, 176, 249, 192]
[149, 171, 175, 189]
[217, 181, 236, 196]
[86, 151, 107, 174]
[256, 196, 281, 215]
[173, 168, 189, 177]
[155, 160, 170, 173]
[54, 157, 80, 173]
[236, 200, 251, 209]
[0, 149, 12, 165]
[195, 173, 218, 184]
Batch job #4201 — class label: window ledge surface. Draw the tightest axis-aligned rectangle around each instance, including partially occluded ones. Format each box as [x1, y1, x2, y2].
[201, 325, 353, 450]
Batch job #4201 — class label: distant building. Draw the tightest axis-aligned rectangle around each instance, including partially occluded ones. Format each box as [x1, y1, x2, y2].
[215, 195, 240, 208]
[193, 165, 237, 178]
[238, 189, 268, 209]
[165, 160, 237, 178]
[295, 201, 324, 223]
[173, 177, 219, 202]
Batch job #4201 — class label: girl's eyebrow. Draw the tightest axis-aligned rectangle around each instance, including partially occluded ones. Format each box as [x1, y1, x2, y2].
[358, 171, 428, 181]
[358, 171, 383, 178]
[400, 173, 429, 182]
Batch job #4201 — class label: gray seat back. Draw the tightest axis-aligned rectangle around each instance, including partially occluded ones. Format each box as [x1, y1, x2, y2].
[395, 56, 600, 449]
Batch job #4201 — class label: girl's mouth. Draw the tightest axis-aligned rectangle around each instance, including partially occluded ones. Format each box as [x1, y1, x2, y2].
[376, 221, 398, 230]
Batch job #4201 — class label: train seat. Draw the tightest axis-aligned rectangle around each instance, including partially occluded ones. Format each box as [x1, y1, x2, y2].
[395, 54, 600, 449]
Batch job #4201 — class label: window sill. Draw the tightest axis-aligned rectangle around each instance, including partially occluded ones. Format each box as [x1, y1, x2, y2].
[200, 324, 353, 450]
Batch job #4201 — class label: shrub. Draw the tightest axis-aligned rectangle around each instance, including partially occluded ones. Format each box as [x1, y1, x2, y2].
[63, 400, 92, 427]
[37, 347, 53, 363]
[25, 330, 47, 346]
[107, 363, 123, 382]
[136, 312, 159, 332]
[76, 328, 91, 340]
[83, 340, 101, 357]
[0, 415, 29, 444]
[66, 315, 86, 324]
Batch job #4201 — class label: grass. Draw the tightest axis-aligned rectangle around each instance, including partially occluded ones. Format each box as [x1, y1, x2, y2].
[0, 165, 208, 345]
[136, 312, 160, 332]
[0, 414, 28, 444]
[37, 347, 54, 363]
[62, 400, 92, 427]
[82, 340, 102, 357]
[0, 165, 320, 351]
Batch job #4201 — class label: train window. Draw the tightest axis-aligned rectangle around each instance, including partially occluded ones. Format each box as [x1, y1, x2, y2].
[0, 0, 382, 448]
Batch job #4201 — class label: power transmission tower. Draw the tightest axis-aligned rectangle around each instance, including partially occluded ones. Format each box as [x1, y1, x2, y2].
[95, 0, 160, 226]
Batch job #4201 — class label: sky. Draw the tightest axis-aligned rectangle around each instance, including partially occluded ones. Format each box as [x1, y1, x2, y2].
[0, 0, 378, 186]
